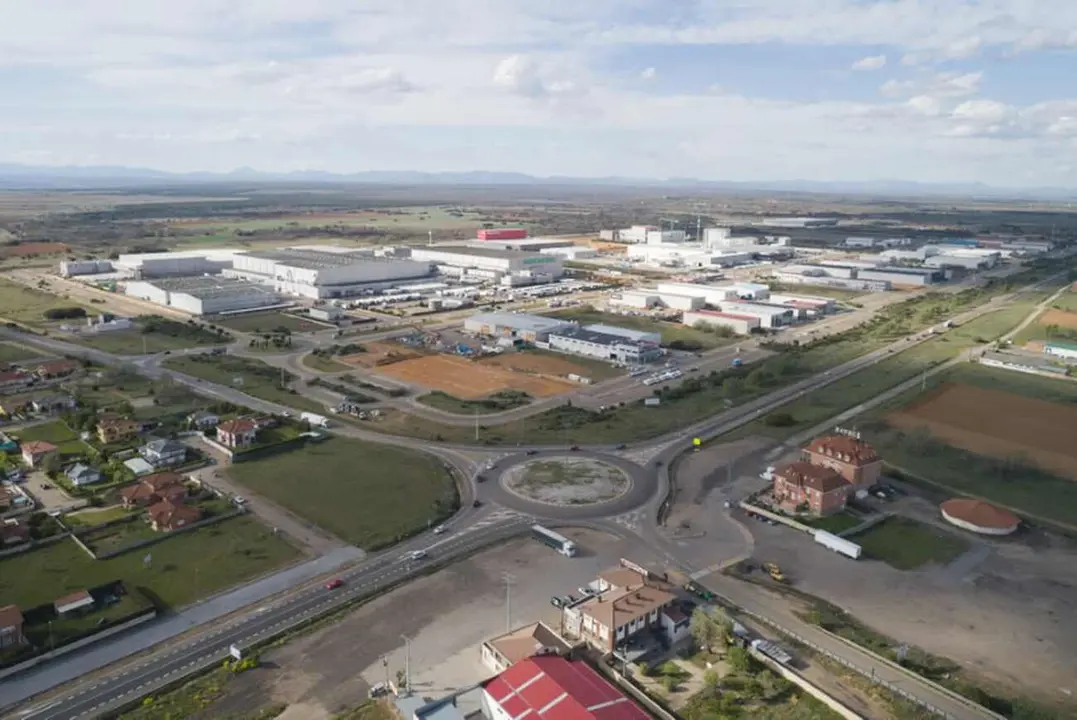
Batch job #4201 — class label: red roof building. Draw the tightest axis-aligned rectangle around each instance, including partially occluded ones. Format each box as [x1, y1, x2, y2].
[481, 656, 651, 720]
[21, 440, 58, 468]
[803, 434, 882, 489]
[147, 500, 202, 532]
[772, 461, 851, 516]
[217, 418, 258, 449]
[941, 498, 1020, 536]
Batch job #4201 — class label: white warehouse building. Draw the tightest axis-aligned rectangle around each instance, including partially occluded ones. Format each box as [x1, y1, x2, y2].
[655, 282, 738, 306]
[613, 290, 660, 309]
[464, 312, 577, 343]
[720, 301, 794, 328]
[547, 326, 663, 364]
[682, 309, 761, 335]
[116, 250, 239, 278]
[618, 225, 660, 244]
[582, 324, 661, 345]
[124, 276, 282, 315]
[226, 248, 433, 299]
[410, 245, 563, 284]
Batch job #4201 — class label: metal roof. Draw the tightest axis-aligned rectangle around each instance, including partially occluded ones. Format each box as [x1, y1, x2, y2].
[468, 312, 575, 332]
[242, 248, 402, 270]
[418, 245, 545, 260]
[551, 325, 656, 348]
[147, 276, 279, 300]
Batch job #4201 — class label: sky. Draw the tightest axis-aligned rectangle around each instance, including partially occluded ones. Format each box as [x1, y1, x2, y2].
[2, 0, 1077, 187]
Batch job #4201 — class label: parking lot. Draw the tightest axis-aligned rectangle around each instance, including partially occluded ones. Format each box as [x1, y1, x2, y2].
[20, 470, 88, 514]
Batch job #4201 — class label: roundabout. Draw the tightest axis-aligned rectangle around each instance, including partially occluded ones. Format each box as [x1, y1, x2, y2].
[481, 451, 656, 519]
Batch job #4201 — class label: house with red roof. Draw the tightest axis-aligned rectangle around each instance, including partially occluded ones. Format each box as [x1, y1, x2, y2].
[480, 655, 651, 720]
[772, 461, 851, 516]
[21, 440, 58, 468]
[217, 418, 258, 449]
[803, 434, 882, 490]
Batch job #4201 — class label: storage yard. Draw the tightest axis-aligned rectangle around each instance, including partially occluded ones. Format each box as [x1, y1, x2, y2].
[886, 382, 1077, 480]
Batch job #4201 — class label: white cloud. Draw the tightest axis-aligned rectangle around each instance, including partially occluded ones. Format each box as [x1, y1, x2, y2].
[640, 66, 657, 80]
[851, 54, 886, 71]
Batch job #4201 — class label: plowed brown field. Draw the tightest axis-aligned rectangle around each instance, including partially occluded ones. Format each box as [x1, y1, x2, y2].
[887, 383, 1077, 479]
[378, 354, 574, 398]
[1038, 309, 1077, 330]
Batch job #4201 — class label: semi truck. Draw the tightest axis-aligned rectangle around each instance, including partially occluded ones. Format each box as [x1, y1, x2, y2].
[300, 412, 330, 428]
[751, 638, 793, 666]
[813, 530, 862, 559]
[531, 525, 578, 557]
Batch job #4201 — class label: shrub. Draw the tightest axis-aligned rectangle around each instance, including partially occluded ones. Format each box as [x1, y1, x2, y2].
[43, 307, 87, 320]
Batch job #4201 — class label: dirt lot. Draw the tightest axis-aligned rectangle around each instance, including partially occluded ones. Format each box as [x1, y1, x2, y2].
[1038, 308, 1077, 329]
[888, 382, 1077, 479]
[378, 354, 575, 398]
[193, 529, 655, 719]
[477, 351, 597, 379]
[339, 342, 422, 369]
[0, 242, 68, 257]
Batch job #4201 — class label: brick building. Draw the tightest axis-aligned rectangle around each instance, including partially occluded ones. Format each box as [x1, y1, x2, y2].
[772, 461, 851, 516]
[803, 434, 882, 490]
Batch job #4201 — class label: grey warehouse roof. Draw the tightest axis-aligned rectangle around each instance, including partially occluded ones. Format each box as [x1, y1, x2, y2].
[421, 245, 545, 260]
[146, 276, 279, 300]
[550, 325, 657, 348]
[242, 248, 404, 270]
[468, 312, 576, 333]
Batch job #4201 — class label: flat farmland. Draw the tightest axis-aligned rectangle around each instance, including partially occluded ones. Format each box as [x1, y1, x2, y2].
[0, 341, 53, 364]
[172, 207, 492, 234]
[0, 242, 68, 257]
[0, 278, 90, 326]
[214, 311, 328, 334]
[378, 354, 575, 398]
[477, 348, 624, 381]
[887, 383, 1077, 479]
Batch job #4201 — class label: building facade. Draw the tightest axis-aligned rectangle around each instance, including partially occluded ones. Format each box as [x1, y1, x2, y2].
[463, 312, 577, 343]
[772, 461, 851, 515]
[803, 435, 882, 490]
[547, 327, 663, 364]
[682, 309, 761, 335]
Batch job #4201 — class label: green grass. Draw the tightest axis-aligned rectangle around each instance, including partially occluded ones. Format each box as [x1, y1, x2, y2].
[766, 282, 872, 301]
[801, 512, 863, 534]
[0, 517, 300, 610]
[1046, 290, 1077, 313]
[300, 353, 354, 373]
[721, 298, 1046, 442]
[13, 419, 90, 456]
[417, 390, 532, 414]
[74, 329, 227, 355]
[214, 311, 333, 334]
[227, 437, 458, 550]
[850, 517, 969, 570]
[0, 278, 92, 326]
[0, 341, 51, 364]
[163, 354, 327, 414]
[548, 306, 737, 351]
[516, 347, 626, 380]
[64, 506, 135, 527]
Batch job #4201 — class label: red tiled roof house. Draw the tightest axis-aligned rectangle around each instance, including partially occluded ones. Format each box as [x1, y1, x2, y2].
[121, 472, 187, 508]
[147, 500, 202, 532]
[216, 418, 258, 449]
[803, 434, 882, 490]
[772, 461, 851, 516]
[21, 440, 58, 468]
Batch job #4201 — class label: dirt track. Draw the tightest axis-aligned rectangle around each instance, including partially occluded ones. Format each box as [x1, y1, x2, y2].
[888, 383, 1077, 479]
[378, 354, 574, 398]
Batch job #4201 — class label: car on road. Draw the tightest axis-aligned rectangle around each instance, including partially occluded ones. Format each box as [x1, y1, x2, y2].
[570, 445, 580, 451]
[577, 586, 595, 596]
[325, 578, 344, 590]
[407, 550, 428, 561]
[615, 443, 627, 450]
[550, 596, 566, 608]
[526, 450, 538, 455]
[433, 525, 447, 534]
[476, 474, 487, 483]
[473, 499, 483, 507]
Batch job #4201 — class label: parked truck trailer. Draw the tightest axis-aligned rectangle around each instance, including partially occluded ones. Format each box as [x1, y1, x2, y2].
[813, 529, 862, 559]
[300, 412, 330, 428]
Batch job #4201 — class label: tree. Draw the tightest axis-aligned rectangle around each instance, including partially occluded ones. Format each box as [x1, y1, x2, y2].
[42, 453, 62, 477]
[701, 668, 722, 699]
[727, 645, 754, 673]
[691, 607, 720, 653]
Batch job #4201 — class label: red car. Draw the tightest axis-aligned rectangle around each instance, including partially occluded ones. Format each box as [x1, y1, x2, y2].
[325, 578, 344, 590]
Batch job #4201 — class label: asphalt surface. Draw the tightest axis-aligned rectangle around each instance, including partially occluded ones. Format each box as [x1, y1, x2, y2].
[2, 277, 1052, 720]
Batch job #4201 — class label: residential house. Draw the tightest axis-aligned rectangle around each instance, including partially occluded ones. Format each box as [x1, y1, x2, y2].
[0, 518, 31, 546]
[33, 359, 81, 380]
[147, 499, 202, 532]
[803, 434, 883, 490]
[31, 393, 77, 415]
[138, 438, 187, 468]
[0, 604, 26, 649]
[96, 415, 142, 444]
[772, 461, 851, 516]
[65, 463, 103, 488]
[186, 411, 220, 430]
[54, 590, 94, 616]
[216, 418, 258, 449]
[0, 395, 34, 418]
[480, 622, 573, 674]
[21, 440, 58, 468]
[121, 472, 187, 508]
[0, 370, 32, 393]
[562, 562, 677, 654]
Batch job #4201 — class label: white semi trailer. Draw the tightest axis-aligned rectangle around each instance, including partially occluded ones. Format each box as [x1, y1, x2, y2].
[300, 412, 330, 428]
[813, 530, 862, 559]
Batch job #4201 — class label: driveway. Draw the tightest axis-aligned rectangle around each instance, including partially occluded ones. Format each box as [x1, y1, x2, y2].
[181, 436, 350, 558]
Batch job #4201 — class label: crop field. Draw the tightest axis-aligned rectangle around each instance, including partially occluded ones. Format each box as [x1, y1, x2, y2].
[0, 341, 52, 364]
[379, 354, 575, 398]
[0, 278, 90, 326]
[476, 348, 624, 381]
[214, 311, 329, 334]
[163, 355, 326, 414]
[887, 382, 1077, 479]
[171, 207, 495, 236]
[0, 242, 68, 257]
[227, 437, 457, 550]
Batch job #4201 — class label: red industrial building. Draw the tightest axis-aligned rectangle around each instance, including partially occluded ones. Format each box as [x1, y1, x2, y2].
[477, 228, 528, 241]
[481, 655, 651, 720]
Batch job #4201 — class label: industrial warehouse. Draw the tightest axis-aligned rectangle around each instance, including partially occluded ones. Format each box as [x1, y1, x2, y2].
[409, 245, 564, 286]
[124, 276, 283, 315]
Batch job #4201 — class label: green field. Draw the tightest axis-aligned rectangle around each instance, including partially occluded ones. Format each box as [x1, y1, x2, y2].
[417, 390, 532, 414]
[214, 311, 329, 334]
[0, 517, 300, 610]
[721, 298, 1046, 442]
[14, 419, 92, 457]
[0, 278, 91, 326]
[765, 282, 870, 301]
[64, 506, 135, 528]
[73, 318, 230, 355]
[851, 517, 969, 570]
[227, 437, 458, 550]
[175, 207, 490, 234]
[548, 306, 737, 350]
[0, 341, 51, 364]
[300, 352, 354, 373]
[163, 354, 326, 414]
[516, 347, 626, 380]
[801, 511, 863, 534]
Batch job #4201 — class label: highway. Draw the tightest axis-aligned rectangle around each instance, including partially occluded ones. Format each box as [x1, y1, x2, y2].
[2, 276, 1057, 720]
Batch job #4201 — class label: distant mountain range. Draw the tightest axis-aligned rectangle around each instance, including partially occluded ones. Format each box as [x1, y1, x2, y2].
[1, 162, 1075, 200]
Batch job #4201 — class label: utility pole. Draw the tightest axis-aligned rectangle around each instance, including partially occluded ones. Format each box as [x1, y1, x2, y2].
[400, 635, 412, 694]
[474, 408, 479, 442]
[428, 230, 433, 247]
[504, 572, 514, 632]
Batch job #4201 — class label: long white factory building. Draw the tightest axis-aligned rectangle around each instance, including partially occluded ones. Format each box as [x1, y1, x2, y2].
[125, 276, 282, 315]
[225, 248, 434, 299]
[409, 245, 563, 286]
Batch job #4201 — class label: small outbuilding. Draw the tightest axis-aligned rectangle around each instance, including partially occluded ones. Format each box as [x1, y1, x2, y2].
[940, 498, 1019, 536]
